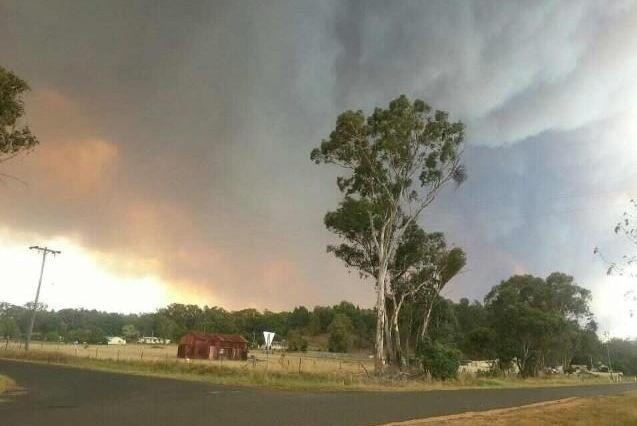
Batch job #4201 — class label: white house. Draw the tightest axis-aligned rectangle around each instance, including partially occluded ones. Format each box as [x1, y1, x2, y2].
[106, 336, 126, 345]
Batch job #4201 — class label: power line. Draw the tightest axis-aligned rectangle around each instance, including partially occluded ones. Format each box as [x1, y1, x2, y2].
[25, 245, 60, 351]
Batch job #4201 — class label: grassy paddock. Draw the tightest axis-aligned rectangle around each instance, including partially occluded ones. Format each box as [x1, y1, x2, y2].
[1, 341, 373, 375]
[391, 391, 637, 425]
[0, 343, 627, 391]
[0, 374, 16, 394]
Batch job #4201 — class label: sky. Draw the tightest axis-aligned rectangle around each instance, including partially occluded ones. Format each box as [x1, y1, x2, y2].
[0, 1, 636, 338]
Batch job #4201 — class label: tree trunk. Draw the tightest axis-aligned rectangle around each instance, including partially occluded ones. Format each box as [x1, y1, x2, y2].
[404, 306, 413, 363]
[374, 266, 387, 373]
[383, 304, 393, 364]
[419, 301, 434, 342]
[387, 293, 407, 369]
[392, 307, 405, 368]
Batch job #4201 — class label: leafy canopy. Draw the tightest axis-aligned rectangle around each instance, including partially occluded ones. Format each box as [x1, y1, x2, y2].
[0, 66, 39, 163]
[311, 95, 465, 214]
[484, 273, 592, 376]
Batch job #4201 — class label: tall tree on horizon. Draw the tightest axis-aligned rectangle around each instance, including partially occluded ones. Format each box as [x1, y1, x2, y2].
[311, 95, 466, 371]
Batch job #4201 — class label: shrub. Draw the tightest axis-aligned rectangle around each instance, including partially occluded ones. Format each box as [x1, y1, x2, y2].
[287, 329, 308, 352]
[417, 340, 462, 380]
[328, 314, 353, 353]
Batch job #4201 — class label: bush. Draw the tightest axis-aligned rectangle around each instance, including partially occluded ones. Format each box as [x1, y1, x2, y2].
[287, 329, 308, 352]
[417, 340, 462, 380]
[43, 331, 61, 342]
[328, 314, 353, 353]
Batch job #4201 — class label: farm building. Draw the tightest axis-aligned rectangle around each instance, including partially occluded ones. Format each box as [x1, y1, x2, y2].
[106, 336, 126, 345]
[138, 336, 171, 344]
[177, 332, 248, 361]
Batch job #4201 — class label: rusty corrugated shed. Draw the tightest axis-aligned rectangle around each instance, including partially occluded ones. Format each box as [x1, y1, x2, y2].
[177, 331, 248, 361]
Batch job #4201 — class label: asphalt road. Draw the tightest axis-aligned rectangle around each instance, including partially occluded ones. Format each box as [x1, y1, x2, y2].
[1, 360, 636, 426]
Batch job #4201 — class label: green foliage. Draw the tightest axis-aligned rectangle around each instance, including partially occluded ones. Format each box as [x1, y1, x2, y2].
[608, 338, 637, 375]
[121, 324, 140, 342]
[288, 306, 310, 330]
[0, 66, 38, 162]
[311, 95, 466, 199]
[0, 316, 20, 339]
[417, 339, 462, 380]
[286, 329, 308, 352]
[462, 327, 496, 359]
[0, 303, 21, 339]
[484, 273, 594, 377]
[43, 331, 61, 342]
[66, 328, 106, 344]
[0, 301, 376, 351]
[328, 314, 354, 353]
[312, 96, 467, 368]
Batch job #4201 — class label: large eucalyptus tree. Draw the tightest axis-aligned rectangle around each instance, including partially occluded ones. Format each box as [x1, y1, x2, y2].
[312, 95, 466, 371]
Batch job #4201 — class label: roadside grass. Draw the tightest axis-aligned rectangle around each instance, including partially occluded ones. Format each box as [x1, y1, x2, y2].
[0, 374, 16, 394]
[1, 346, 627, 392]
[389, 392, 637, 425]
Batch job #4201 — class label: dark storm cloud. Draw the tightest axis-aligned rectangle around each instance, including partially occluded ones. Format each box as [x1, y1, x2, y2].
[1, 0, 636, 329]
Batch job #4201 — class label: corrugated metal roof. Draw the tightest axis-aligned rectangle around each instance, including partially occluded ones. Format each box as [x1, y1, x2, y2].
[209, 333, 248, 344]
[182, 331, 247, 344]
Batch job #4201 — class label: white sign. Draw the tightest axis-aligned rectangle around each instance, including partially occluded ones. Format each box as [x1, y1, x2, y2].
[263, 331, 275, 349]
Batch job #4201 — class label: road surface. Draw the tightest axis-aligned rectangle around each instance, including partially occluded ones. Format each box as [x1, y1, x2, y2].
[1, 359, 636, 426]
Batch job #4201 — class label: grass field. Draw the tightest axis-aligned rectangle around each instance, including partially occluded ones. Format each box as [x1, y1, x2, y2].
[390, 392, 637, 425]
[0, 341, 630, 391]
[0, 374, 16, 394]
[1, 340, 373, 375]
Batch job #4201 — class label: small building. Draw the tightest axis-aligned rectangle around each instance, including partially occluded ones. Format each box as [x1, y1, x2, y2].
[259, 340, 288, 351]
[177, 332, 248, 361]
[106, 336, 126, 345]
[138, 336, 171, 344]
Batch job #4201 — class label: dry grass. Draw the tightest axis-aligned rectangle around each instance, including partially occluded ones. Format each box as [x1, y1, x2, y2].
[384, 392, 637, 426]
[0, 347, 385, 391]
[0, 342, 629, 392]
[1, 341, 373, 375]
[0, 374, 16, 394]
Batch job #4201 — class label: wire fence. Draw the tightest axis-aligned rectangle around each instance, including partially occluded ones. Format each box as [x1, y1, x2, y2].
[0, 340, 374, 375]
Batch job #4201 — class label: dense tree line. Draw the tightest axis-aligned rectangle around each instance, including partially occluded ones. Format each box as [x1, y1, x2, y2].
[2, 273, 635, 377]
[0, 301, 375, 350]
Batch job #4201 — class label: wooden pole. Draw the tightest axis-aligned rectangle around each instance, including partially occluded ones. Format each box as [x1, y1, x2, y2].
[25, 248, 47, 351]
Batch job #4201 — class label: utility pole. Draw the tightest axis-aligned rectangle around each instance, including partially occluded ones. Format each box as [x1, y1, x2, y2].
[606, 342, 615, 382]
[25, 246, 60, 351]
[603, 331, 614, 382]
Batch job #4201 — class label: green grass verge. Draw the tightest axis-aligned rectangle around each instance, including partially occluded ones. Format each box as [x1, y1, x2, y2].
[0, 349, 623, 392]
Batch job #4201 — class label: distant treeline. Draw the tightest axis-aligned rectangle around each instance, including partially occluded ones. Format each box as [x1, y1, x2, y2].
[1, 275, 636, 376]
[1, 299, 488, 352]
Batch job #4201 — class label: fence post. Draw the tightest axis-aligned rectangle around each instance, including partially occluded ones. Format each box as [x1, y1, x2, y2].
[298, 357, 302, 374]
